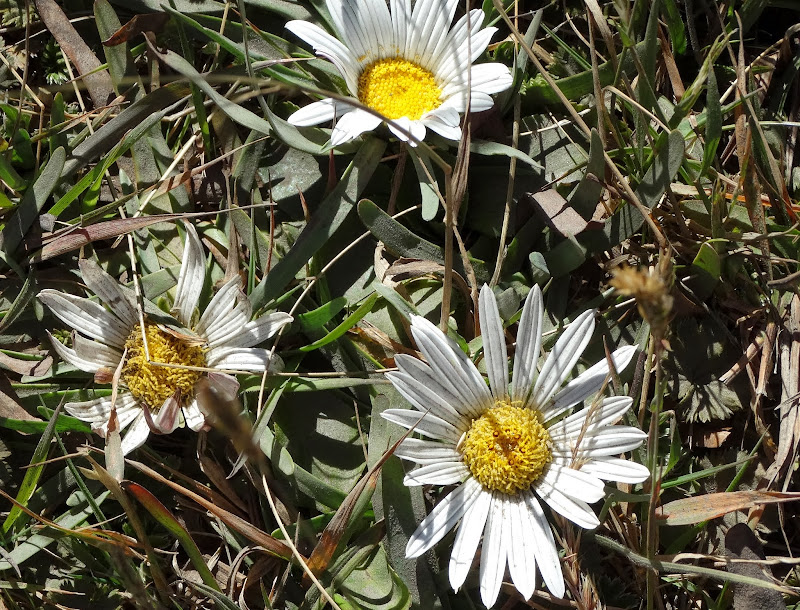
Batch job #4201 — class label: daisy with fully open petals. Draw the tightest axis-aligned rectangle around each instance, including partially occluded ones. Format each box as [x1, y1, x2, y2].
[38, 223, 292, 455]
[382, 285, 649, 607]
[285, 0, 513, 146]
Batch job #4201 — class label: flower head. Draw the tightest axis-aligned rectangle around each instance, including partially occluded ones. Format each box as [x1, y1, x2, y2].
[39, 223, 292, 454]
[286, 0, 513, 146]
[382, 285, 648, 607]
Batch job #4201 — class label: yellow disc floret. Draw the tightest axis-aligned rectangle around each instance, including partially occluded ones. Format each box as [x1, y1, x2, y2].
[461, 401, 552, 495]
[122, 324, 206, 410]
[357, 57, 442, 120]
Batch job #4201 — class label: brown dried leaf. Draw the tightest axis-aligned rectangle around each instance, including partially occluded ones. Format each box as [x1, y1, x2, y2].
[32, 214, 183, 262]
[528, 189, 590, 237]
[0, 352, 52, 377]
[102, 13, 170, 46]
[656, 490, 800, 525]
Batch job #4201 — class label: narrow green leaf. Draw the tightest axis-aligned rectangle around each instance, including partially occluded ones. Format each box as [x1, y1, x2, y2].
[296, 297, 348, 331]
[701, 67, 721, 174]
[124, 482, 220, 591]
[2, 401, 66, 533]
[0, 147, 65, 264]
[299, 293, 378, 352]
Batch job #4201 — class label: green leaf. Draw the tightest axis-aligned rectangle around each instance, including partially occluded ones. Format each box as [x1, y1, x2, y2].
[604, 129, 685, 245]
[297, 297, 348, 331]
[567, 129, 605, 219]
[250, 138, 387, 310]
[0, 270, 36, 332]
[146, 43, 273, 135]
[124, 482, 220, 591]
[61, 84, 188, 180]
[471, 139, 544, 170]
[0, 490, 110, 571]
[299, 293, 378, 352]
[0, 147, 65, 266]
[367, 390, 442, 609]
[357, 199, 491, 283]
[408, 148, 441, 221]
[701, 67, 722, 174]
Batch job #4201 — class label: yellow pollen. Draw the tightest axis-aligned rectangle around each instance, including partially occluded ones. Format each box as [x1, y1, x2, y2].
[121, 324, 206, 410]
[357, 57, 442, 121]
[461, 401, 552, 495]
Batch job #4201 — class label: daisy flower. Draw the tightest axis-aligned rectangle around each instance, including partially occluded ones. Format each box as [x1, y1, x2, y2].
[285, 0, 513, 146]
[382, 285, 649, 607]
[38, 223, 292, 455]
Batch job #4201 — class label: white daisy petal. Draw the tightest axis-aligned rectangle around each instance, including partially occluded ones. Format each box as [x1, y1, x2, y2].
[439, 90, 496, 114]
[532, 309, 595, 406]
[448, 487, 491, 591]
[579, 457, 650, 484]
[204, 298, 252, 345]
[540, 464, 606, 504]
[424, 0, 471, 68]
[546, 346, 638, 419]
[78, 259, 138, 328]
[73, 334, 123, 369]
[434, 11, 493, 82]
[287, 98, 341, 127]
[394, 438, 463, 464]
[535, 478, 600, 529]
[479, 492, 507, 608]
[556, 427, 648, 457]
[389, 0, 409, 55]
[403, 462, 469, 486]
[523, 492, 565, 597]
[286, 21, 361, 91]
[468, 63, 515, 95]
[407, 0, 458, 66]
[395, 354, 475, 420]
[331, 108, 384, 146]
[206, 371, 240, 402]
[65, 393, 140, 433]
[206, 346, 278, 372]
[210, 312, 292, 349]
[421, 111, 461, 141]
[387, 116, 426, 144]
[548, 396, 635, 440]
[479, 285, 509, 399]
[386, 367, 468, 427]
[380, 408, 462, 443]
[183, 398, 206, 432]
[406, 477, 482, 558]
[154, 394, 181, 434]
[39, 290, 129, 347]
[409, 315, 492, 417]
[120, 412, 150, 455]
[172, 222, 205, 327]
[196, 277, 244, 336]
[507, 494, 537, 600]
[511, 285, 543, 403]
[48, 332, 108, 373]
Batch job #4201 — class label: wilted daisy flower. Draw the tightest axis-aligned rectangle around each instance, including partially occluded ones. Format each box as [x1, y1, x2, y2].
[285, 0, 513, 146]
[39, 223, 292, 454]
[382, 285, 648, 607]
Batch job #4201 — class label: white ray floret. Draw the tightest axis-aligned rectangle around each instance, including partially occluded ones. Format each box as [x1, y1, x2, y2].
[39, 223, 292, 454]
[285, 0, 513, 146]
[383, 284, 649, 607]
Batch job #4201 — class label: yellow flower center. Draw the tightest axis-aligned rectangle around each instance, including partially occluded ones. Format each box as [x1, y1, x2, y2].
[122, 324, 206, 410]
[461, 401, 552, 495]
[357, 57, 442, 121]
